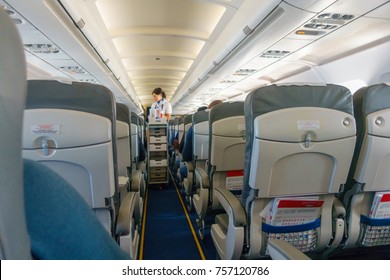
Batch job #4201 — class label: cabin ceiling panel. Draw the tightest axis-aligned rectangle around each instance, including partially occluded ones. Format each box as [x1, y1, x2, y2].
[122, 57, 194, 72]
[113, 36, 205, 59]
[366, 1, 390, 19]
[322, 0, 389, 15]
[95, 0, 226, 36]
[93, 0, 228, 106]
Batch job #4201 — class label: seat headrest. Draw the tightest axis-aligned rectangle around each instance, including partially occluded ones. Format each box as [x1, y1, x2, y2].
[0, 7, 31, 259]
[245, 84, 353, 119]
[116, 103, 130, 125]
[353, 84, 390, 117]
[193, 110, 209, 125]
[26, 80, 115, 123]
[131, 111, 139, 125]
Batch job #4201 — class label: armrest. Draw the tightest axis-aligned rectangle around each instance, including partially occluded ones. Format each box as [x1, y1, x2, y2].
[323, 196, 345, 256]
[116, 192, 137, 235]
[214, 187, 246, 227]
[212, 187, 246, 259]
[130, 169, 143, 192]
[195, 167, 209, 189]
[267, 239, 311, 260]
[118, 176, 129, 191]
[184, 161, 194, 173]
[333, 196, 346, 218]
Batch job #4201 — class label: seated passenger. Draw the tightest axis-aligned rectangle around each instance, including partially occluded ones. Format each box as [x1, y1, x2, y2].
[23, 159, 131, 260]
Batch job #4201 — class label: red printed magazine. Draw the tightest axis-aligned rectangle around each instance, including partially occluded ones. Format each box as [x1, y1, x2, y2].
[267, 198, 324, 226]
[369, 192, 390, 219]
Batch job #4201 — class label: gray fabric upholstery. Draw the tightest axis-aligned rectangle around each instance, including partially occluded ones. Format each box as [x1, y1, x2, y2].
[26, 80, 116, 121]
[116, 103, 131, 125]
[184, 114, 193, 126]
[116, 103, 132, 177]
[209, 101, 245, 124]
[193, 110, 209, 125]
[0, 7, 31, 260]
[131, 111, 139, 125]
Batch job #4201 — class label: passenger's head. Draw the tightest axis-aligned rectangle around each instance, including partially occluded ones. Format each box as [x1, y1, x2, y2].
[152, 87, 163, 102]
[208, 100, 223, 109]
[197, 106, 208, 112]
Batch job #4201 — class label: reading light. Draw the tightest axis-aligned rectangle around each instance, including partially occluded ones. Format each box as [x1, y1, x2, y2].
[295, 30, 326, 36]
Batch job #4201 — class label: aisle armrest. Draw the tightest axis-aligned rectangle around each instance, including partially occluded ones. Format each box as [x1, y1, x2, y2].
[214, 187, 246, 227]
[211, 187, 246, 259]
[323, 197, 346, 256]
[116, 192, 137, 235]
[195, 167, 209, 189]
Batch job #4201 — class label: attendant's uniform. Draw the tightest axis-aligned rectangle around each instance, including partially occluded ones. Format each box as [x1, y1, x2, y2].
[150, 98, 172, 118]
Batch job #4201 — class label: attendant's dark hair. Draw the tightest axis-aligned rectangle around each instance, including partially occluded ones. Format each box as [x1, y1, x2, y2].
[162, 91, 167, 99]
[152, 87, 163, 95]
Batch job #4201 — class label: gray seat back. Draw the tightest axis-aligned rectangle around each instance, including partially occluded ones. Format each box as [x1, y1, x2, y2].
[243, 84, 356, 257]
[178, 115, 186, 146]
[116, 103, 132, 177]
[209, 102, 246, 207]
[343, 83, 390, 248]
[22, 80, 118, 233]
[130, 111, 139, 167]
[0, 7, 31, 260]
[193, 110, 209, 168]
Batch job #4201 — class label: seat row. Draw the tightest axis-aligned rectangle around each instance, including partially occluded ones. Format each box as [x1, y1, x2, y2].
[1, 8, 148, 259]
[22, 80, 147, 259]
[170, 83, 390, 260]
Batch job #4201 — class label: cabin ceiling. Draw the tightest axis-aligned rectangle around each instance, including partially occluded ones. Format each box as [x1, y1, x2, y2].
[86, 0, 233, 106]
[2, 0, 390, 115]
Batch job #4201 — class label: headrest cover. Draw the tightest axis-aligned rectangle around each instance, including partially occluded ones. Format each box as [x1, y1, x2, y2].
[184, 114, 193, 126]
[131, 111, 139, 125]
[26, 80, 115, 123]
[209, 101, 245, 125]
[116, 103, 130, 125]
[354, 84, 390, 117]
[193, 110, 209, 125]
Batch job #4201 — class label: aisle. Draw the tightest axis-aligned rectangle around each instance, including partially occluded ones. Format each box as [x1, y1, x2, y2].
[140, 182, 204, 260]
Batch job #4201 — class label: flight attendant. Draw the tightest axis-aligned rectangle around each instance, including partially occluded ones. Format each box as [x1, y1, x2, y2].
[150, 87, 172, 120]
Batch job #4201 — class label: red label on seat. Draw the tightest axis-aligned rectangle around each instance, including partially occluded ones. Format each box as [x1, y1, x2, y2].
[381, 194, 390, 202]
[277, 200, 324, 208]
[226, 170, 244, 177]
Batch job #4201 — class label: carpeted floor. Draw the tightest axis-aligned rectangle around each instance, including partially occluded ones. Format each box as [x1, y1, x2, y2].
[141, 179, 217, 260]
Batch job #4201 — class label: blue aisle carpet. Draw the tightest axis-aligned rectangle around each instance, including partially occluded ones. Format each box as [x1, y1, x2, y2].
[142, 182, 204, 260]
